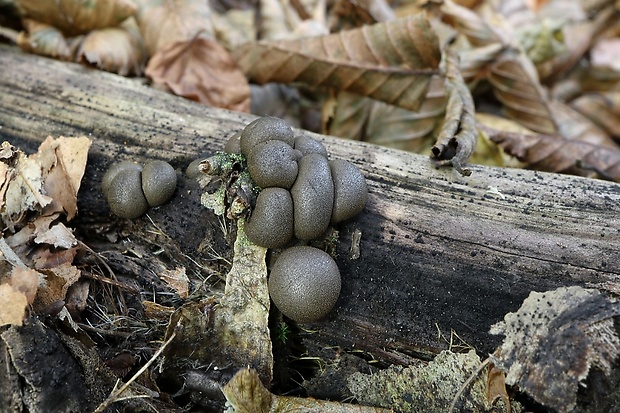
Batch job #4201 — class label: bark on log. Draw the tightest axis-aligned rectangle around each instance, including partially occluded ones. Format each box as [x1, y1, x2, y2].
[1, 45, 619, 365]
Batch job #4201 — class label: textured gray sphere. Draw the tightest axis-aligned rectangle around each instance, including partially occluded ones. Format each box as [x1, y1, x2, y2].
[141, 160, 177, 207]
[245, 188, 294, 248]
[268, 246, 341, 323]
[294, 135, 328, 157]
[105, 169, 149, 219]
[102, 161, 142, 199]
[329, 159, 368, 223]
[186, 158, 207, 179]
[240, 117, 295, 156]
[290, 153, 334, 240]
[247, 140, 300, 189]
[224, 131, 242, 154]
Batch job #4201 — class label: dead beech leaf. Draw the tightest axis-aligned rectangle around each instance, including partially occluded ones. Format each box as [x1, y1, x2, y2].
[0, 283, 28, 327]
[488, 51, 558, 135]
[35, 263, 81, 310]
[431, 51, 476, 176]
[77, 19, 147, 76]
[32, 136, 92, 220]
[550, 100, 618, 149]
[570, 92, 620, 139]
[16, 0, 137, 36]
[17, 19, 71, 60]
[9, 267, 39, 305]
[3, 151, 53, 229]
[486, 363, 510, 412]
[133, 0, 214, 55]
[233, 13, 441, 112]
[222, 368, 393, 413]
[490, 286, 620, 412]
[34, 223, 77, 249]
[146, 37, 251, 112]
[481, 124, 620, 181]
[325, 75, 446, 153]
[159, 266, 189, 299]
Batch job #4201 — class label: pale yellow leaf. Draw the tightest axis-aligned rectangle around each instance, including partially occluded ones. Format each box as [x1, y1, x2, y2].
[0, 283, 28, 327]
[16, 0, 137, 36]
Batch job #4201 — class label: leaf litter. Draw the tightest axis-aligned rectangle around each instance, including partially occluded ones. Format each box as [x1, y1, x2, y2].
[2, 0, 620, 411]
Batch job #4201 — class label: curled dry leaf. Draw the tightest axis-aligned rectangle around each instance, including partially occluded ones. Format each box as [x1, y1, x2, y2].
[481, 124, 620, 181]
[77, 18, 147, 76]
[431, 51, 476, 176]
[17, 19, 71, 60]
[490, 286, 620, 412]
[16, 0, 137, 36]
[146, 37, 251, 112]
[222, 368, 393, 413]
[159, 266, 189, 299]
[488, 50, 558, 135]
[31, 136, 92, 220]
[133, 0, 214, 56]
[233, 13, 441, 112]
[325, 75, 446, 152]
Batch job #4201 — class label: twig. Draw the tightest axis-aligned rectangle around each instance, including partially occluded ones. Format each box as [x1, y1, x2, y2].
[92, 329, 177, 413]
[0, 237, 27, 268]
[448, 357, 491, 413]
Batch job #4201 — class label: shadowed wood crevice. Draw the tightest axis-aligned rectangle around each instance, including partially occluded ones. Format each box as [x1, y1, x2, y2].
[1, 45, 619, 363]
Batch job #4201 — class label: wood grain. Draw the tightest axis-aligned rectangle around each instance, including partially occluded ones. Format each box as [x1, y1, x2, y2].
[1, 45, 619, 363]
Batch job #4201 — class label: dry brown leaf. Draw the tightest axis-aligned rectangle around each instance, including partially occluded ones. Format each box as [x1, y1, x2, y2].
[325, 75, 446, 153]
[159, 266, 189, 299]
[9, 267, 39, 305]
[16, 0, 137, 36]
[591, 37, 620, 71]
[32, 246, 79, 270]
[32, 136, 92, 220]
[486, 363, 510, 412]
[35, 263, 81, 310]
[212, 9, 255, 50]
[488, 50, 558, 135]
[34, 222, 77, 249]
[133, 0, 214, 56]
[481, 124, 620, 181]
[3, 151, 53, 229]
[77, 18, 147, 76]
[490, 286, 620, 412]
[16, 19, 71, 60]
[0, 283, 28, 327]
[550, 100, 618, 148]
[146, 37, 251, 112]
[222, 368, 393, 413]
[259, 0, 328, 41]
[0, 266, 39, 326]
[431, 51, 476, 176]
[233, 13, 441, 112]
[570, 91, 620, 139]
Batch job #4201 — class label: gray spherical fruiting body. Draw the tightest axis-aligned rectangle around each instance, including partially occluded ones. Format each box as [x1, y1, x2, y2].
[294, 135, 328, 157]
[186, 158, 207, 179]
[105, 169, 149, 219]
[268, 246, 341, 323]
[224, 131, 242, 154]
[329, 159, 368, 224]
[141, 160, 177, 207]
[240, 117, 295, 156]
[247, 140, 300, 189]
[245, 188, 294, 248]
[290, 153, 334, 240]
[102, 160, 142, 199]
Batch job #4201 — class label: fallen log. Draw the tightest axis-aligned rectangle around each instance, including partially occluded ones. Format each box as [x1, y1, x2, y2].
[1, 43, 619, 367]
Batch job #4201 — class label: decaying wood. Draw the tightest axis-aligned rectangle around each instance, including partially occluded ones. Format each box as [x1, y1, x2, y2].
[1, 44, 619, 368]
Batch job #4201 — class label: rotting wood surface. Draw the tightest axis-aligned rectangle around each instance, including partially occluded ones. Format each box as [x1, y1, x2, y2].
[1, 45, 619, 362]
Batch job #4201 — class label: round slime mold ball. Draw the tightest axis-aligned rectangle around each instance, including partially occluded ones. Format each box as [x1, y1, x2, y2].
[268, 246, 341, 323]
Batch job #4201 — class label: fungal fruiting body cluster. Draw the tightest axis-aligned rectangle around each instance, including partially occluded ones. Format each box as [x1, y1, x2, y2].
[226, 117, 368, 323]
[103, 160, 177, 219]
